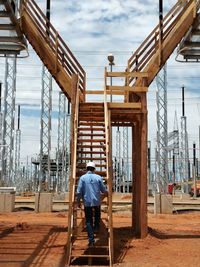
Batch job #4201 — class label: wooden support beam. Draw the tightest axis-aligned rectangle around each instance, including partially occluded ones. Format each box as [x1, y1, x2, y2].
[132, 114, 148, 238]
[108, 102, 141, 109]
[106, 85, 148, 92]
[106, 71, 149, 78]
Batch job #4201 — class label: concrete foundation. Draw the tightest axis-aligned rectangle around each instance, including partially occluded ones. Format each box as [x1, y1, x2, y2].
[154, 193, 173, 214]
[35, 193, 52, 212]
[0, 192, 15, 212]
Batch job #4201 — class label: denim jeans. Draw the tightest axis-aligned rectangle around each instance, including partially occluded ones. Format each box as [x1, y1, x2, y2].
[84, 206, 100, 243]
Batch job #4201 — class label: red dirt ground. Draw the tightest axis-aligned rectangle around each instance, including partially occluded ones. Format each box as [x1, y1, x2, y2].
[0, 209, 200, 267]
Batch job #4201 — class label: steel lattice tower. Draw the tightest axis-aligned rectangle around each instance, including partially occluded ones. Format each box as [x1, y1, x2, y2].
[2, 56, 17, 186]
[0, 82, 3, 185]
[56, 92, 68, 192]
[122, 126, 129, 192]
[180, 86, 189, 193]
[39, 65, 52, 191]
[14, 105, 21, 190]
[155, 65, 168, 193]
[115, 127, 121, 192]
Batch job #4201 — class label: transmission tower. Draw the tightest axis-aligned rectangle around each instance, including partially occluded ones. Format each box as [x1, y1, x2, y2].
[155, 64, 168, 193]
[0, 82, 3, 185]
[122, 126, 129, 192]
[115, 127, 121, 192]
[2, 56, 17, 186]
[180, 86, 189, 193]
[56, 92, 68, 192]
[13, 105, 21, 190]
[39, 65, 52, 191]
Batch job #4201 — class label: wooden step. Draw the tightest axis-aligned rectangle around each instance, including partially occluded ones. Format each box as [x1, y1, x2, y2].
[78, 133, 105, 137]
[77, 151, 106, 155]
[77, 144, 106, 149]
[79, 122, 105, 126]
[79, 116, 104, 122]
[80, 103, 104, 108]
[78, 127, 105, 131]
[78, 157, 106, 161]
[77, 138, 105, 143]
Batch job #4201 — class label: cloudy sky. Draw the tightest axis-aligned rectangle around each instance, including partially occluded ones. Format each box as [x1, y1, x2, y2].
[1, 0, 200, 165]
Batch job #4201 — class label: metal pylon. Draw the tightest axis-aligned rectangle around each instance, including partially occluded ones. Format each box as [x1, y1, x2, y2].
[115, 127, 121, 192]
[56, 92, 68, 192]
[39, 65, 52, 191]
[2, 56, 17, 186]
[180, 86, 189, 193]
[14, 105, 21, 190]
[180, 116, 189, 192]
[122, 126, 129, 193]
[155, 64, 168, 193]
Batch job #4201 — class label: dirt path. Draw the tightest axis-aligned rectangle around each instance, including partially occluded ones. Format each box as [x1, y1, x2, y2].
[0, 210, 200, 266]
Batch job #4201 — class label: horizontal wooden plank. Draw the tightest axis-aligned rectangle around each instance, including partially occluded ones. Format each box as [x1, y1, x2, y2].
[77, 139, 105, 142]
[106, 71, 149, 78]
[78, 122, 105, 126]
[106, 85, 148, 92]
[77, 144, 106, 149]
[108, 102, 142, 109]
[77, 151, 106, 155]
[78, 127, 105, 131]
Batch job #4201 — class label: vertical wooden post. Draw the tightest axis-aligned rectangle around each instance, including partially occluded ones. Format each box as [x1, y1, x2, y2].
[66, 74, 78, 264]
[132, 113, 148, 238]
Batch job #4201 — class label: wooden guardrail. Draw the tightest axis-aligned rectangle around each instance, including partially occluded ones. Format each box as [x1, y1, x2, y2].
[127, 0, 198, 85]
[21, 0, 86, 96]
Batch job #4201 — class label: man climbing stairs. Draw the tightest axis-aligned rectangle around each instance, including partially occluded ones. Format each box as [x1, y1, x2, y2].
[66, 102, 113, 266]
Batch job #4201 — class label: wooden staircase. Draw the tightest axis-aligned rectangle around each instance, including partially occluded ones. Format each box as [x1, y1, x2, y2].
[67, 95, 113, 266]
[19, 0, 86, 101]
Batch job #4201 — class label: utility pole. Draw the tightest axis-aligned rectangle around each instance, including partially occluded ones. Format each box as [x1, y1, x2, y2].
[193, 142, 197, 198]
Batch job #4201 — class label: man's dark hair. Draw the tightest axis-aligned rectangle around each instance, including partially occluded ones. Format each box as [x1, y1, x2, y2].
[87, 166, 95, 172]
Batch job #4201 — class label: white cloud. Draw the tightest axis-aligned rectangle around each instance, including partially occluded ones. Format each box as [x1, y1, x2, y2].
[1, 0, 200, 163]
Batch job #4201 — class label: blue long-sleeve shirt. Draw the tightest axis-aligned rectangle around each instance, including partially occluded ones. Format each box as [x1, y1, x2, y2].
[77, 171, 107, 207]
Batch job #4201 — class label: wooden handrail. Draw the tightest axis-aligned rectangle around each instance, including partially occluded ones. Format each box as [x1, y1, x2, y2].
[127, 0, 196, 85]
[21, 0, 86, 95]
